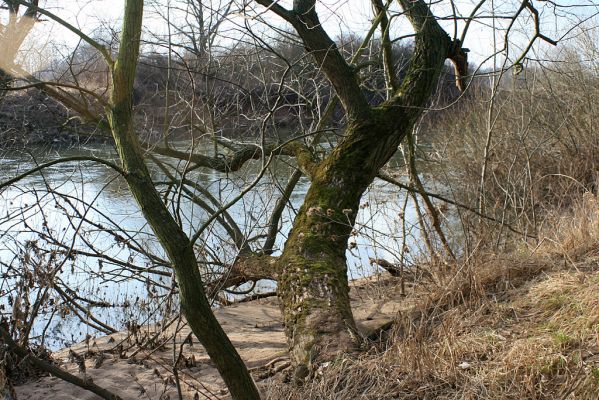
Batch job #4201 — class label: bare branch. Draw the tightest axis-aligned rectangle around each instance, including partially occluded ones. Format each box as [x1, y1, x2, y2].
[0, 156, 125, 191]
[255, 0, 371, 120]
[0, 323, 123, 400]
[9, 0, 113, 64]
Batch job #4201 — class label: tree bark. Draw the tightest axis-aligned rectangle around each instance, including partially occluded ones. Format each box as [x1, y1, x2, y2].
[271, 0, 455, 378]
[0, 1, 38, 101]
[106, 1, 260, 398]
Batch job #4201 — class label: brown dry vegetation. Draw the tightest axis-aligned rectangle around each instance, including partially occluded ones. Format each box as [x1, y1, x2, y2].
[263, 51, 599, 399]
[10, 200, 598, 399]
[264, 198, 599, 399]
[428, 53, 599, 242]
[5, 33, 599, 400]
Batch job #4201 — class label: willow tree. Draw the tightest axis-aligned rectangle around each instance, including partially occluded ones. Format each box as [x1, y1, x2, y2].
[243, 0, 563, 377]
[153, 0, 468, 379]
[0, 1, 38, 97]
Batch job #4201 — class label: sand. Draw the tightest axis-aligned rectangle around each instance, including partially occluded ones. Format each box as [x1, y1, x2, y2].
[14, 275, 406, 399]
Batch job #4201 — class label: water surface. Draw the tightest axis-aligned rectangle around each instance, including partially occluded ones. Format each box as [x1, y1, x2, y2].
[0, 142, 423, 349]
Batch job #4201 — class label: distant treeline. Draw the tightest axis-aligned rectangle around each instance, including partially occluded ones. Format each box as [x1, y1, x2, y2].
[1, 33, 494, 148]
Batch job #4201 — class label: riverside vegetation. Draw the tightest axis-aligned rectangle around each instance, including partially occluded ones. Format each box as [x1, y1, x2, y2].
[4, 53, 598, 399]
[0, 1, 598, 399]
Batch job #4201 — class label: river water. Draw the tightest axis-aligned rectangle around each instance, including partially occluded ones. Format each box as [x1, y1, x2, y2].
[0, 142, 424, 349]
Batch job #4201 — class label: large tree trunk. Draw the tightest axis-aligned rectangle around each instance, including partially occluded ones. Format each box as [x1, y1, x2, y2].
[277, 119, 382, 377]
[0, 1, 38, 102]
[277, 114, 409, 377]
[274, 0, 457, 378]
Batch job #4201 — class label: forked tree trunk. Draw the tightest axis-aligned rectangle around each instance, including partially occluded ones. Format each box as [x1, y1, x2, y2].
[275, 0, 456, 377]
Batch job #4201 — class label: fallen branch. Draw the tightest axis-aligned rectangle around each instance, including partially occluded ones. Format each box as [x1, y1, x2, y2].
[152, 142, 296, 173]
[0, 324, 123, 400]
[208, 252, 278, 296]
[218, 291, 278, 306]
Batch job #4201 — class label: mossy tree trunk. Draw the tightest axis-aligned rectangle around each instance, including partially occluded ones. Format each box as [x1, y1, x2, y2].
[105, 1, 260, 398]
[257, 0, 461, 375]
[5, 0, 464, 390]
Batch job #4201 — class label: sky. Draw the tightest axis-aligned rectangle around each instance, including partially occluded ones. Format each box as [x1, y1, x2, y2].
[11, 0, 599, 74]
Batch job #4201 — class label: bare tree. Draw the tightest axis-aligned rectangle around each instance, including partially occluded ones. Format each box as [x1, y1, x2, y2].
[0, 0, 38, 98]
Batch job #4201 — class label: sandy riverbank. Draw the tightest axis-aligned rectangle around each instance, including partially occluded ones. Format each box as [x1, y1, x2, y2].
[15, 275, 406, 399]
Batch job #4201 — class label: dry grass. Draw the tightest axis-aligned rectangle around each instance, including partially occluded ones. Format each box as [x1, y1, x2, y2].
[540, 191, 599, 262]
[265, 261, 598, 399]
[260, 46, 599, 400]
[427, 52, 599, 243]
[264, 202, 599, 399]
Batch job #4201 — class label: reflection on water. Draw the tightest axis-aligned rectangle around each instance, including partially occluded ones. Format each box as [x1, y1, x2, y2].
[0, 143, 423, 350]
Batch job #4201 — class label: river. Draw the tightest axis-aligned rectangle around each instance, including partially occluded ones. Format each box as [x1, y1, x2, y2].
[0, 142, 424, 350]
